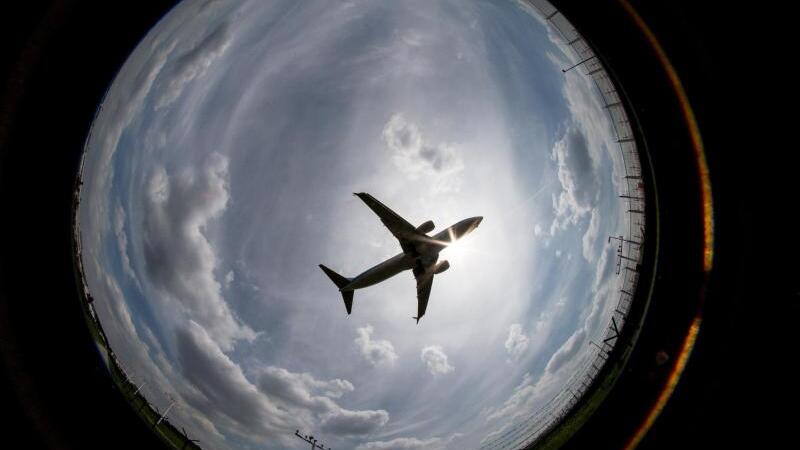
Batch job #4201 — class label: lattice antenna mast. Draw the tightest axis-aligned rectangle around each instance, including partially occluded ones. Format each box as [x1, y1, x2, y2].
[294, 430, 331, 449]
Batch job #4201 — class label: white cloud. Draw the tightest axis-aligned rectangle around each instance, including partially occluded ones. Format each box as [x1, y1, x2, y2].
[155, 21, 233, 109]
[355, 325, 398, 366]
[504, 324, 529, 363]
[420, 345, 454, 375]
[581, 208, 600, 262]
[142, 153, 255, 350]
[382, 113, 464, 192]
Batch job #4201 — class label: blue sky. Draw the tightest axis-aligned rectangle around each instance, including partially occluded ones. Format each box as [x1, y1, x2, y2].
[79, 1, 629, 449]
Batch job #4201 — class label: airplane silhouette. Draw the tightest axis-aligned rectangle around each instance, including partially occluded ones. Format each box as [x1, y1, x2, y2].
[320, 193, 482, 323]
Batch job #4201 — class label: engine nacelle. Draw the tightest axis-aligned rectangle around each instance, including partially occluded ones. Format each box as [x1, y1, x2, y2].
[415, 220, 435, 234]
[434, 260, 450, 274]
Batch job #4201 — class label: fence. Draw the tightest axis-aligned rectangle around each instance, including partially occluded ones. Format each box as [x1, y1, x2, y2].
[476, 1, 647, 448]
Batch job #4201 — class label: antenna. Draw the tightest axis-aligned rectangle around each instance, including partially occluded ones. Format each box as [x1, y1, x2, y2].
[294, 430, 331, 450]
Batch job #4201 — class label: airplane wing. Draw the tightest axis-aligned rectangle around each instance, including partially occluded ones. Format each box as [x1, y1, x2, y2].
[355, 192, 423, 254]
[413, 264, 434, 324]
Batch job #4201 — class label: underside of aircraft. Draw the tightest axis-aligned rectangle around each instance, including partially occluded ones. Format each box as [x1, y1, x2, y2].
[320, 192, 482, 323]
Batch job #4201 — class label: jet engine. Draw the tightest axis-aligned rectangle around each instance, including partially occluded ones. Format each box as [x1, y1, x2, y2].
[434, 260, 450, 274]
[415, 220, 435, 234]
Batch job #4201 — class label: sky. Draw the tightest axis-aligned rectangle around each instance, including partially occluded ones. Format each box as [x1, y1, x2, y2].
[78, 1, 629, 449]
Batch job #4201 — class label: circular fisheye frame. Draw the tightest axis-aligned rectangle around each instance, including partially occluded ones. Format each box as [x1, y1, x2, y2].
[74, 1, 647, 449]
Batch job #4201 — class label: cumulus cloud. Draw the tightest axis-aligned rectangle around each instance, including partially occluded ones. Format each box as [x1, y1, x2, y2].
[420, 345, 454, 375]
[382, 113, 463, 191]
[355, 325, 398, 366]
[155, 21, 233, 109]
[142, 153, 255, 350]
[505, 324, 529, 363]
[549, 127, 599, 234]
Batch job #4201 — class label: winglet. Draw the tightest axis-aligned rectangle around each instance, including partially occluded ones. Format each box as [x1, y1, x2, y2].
[413, 316, 420, 324]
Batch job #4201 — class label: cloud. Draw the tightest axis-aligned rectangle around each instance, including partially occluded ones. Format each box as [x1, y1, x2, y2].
[175, 321, 294, 443]
[355, 325, 398, 366]
[155, 21, 233, 109]
[224, 270, 234, 289]
[549, 127, 599, 234]
[505, 324, 530, 363]
[142, 152, 255, 350]
[355, 436, 445, 450]
[543, 328, 587, 374]
[320, 408, 390, 436]
[176, 320, 388, 443]
[382, 113, 463, 191]
[484, 373, 541, 424]
[581, 208, 600, 262]
[113, 203, 137, 282]
[82, 35, 178, 263]
[420, 345, 454, 375]
[256, 366, 352, 417]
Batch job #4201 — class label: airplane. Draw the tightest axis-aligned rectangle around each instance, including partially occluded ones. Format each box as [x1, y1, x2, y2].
[319, 192, 482, 324]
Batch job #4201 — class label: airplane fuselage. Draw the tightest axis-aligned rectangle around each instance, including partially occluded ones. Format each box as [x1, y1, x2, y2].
[341, 216, 482, 292]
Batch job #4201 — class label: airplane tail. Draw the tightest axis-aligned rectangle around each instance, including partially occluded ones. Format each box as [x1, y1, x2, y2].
[319, 264, 354, 314]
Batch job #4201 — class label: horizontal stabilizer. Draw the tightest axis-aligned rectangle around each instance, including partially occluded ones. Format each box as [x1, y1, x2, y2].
[319, 264, 350, 289]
